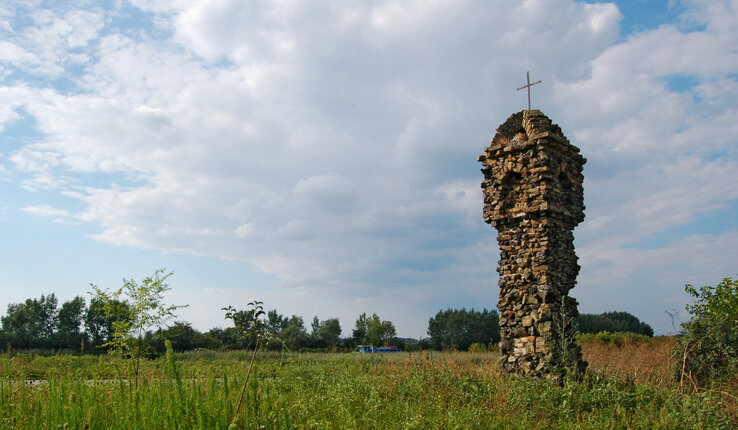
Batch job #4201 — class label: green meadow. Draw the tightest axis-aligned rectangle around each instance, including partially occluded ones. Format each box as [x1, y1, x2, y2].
[1, 347, 734, 429]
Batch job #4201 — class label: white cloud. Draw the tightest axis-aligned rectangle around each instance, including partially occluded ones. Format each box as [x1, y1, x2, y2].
[235, 222, 254, 239]
[553, 2, 738, 259]
[21, 204, 69, 218]
[1, 0, 736, 335]
[0, 86, 34, 130]
[0, 40, 38, 68]
[576, 230, 738, 334]
[20, 204, 77, 224]
[0, 7, 104, 77]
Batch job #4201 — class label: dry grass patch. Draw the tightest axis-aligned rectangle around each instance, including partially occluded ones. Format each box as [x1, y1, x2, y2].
[582, 336, 675, 387]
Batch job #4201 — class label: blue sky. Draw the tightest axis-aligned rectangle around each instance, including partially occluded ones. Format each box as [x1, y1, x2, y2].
[1, 0, 736, 338]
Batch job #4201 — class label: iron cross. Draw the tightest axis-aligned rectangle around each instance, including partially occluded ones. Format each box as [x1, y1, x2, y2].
[517, 71, 541, 110]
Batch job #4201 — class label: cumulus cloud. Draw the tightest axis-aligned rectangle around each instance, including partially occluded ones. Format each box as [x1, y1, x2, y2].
[0, 6, 104, 77]
[1, 0, 736, 335]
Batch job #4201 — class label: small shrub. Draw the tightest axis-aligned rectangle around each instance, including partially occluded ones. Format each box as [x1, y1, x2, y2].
[468, 343, 487, 353]
[548, 297, 585, 379]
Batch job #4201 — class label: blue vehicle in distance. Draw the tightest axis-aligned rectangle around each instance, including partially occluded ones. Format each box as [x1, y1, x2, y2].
[355, 345, 401, 353]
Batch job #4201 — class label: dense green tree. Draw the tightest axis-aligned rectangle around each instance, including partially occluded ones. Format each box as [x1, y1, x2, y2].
[55, 296, 86, 350]
[275, 316, 309, 350]
[197, 331, 224, 350]
[143, 330, 165, 356]
[380, 321, 397, 339]
[352, 313, 369, 345]
[310, 316, 321, 344]
[1, 294, 59, 349]
[427, 308, 500, 350]
[266, 310, 289, 338]
[576, 311, 653, 336]
[380, 321, 397, 345]
[84, 297, 131, 350]
[357, 313, 397, 346]
[159, 321, 210, 352]
[207, 327, 245, 350]
[366, 314, 383, 346]
[145, 322, 218, 356]
[309, 317, 342, 348]
[317, 318, 342, 347]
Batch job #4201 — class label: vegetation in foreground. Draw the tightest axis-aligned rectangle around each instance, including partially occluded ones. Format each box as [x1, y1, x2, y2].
[1, 344, 735, 430]
[0, 273, 735, 428]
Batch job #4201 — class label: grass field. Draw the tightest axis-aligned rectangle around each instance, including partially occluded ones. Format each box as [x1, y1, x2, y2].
[1, 339, 735, 429]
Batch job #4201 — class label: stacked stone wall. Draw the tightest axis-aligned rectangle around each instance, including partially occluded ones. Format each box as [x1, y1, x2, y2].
[478, 110, 586, 377]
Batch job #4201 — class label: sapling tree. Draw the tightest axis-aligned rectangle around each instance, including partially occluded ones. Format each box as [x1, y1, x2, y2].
[223, 303, 264, 349]
[223, 300, 268, 426]
[90, 268, 187, 385]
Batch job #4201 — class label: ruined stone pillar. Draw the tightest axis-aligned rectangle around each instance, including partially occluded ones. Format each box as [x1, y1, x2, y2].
[478, 110, 586, 377]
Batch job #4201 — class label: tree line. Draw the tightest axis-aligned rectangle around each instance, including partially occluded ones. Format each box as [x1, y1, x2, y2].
[575, 311, 654, 336]
[0, 289, 410, 354]
[0, 294, 117, 352]
[0, 294, 652, 355]
[0, 272, 654, 355]
[0, 294, 500, 354]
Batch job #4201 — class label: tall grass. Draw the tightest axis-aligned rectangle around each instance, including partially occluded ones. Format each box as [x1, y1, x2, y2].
[581, 335, 675, 387]
[0, 349, 734, 429]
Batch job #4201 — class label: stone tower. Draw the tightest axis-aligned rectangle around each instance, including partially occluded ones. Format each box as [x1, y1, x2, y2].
[478, 110, 586, 377]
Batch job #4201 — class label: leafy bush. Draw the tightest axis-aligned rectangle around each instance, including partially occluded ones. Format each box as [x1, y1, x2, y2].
[673, 277, 738, 386]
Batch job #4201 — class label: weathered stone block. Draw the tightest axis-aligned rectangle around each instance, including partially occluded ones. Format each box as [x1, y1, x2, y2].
[522, 315, 534, 327]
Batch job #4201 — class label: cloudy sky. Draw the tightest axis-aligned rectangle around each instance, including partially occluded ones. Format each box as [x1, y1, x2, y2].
[1, 0, 736, 338]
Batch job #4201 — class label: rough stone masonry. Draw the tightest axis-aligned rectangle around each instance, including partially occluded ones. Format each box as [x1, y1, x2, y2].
[478, 110, 587, 377]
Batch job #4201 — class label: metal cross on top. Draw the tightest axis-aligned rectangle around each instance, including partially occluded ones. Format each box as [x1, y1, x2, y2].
[517, 71, 542, 110]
